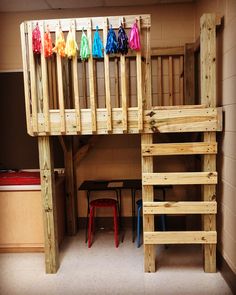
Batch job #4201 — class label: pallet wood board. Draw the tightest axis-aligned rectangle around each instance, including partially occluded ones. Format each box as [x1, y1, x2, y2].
[144, 231, 217, 244]
[35, 107, 222, 135]
[143, 201, 217, 214]
[142, 142, 217, 156]
[142, 172, 217, 185]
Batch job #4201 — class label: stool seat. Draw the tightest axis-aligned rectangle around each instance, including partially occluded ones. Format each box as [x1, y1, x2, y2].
[90, 198, 117, 207]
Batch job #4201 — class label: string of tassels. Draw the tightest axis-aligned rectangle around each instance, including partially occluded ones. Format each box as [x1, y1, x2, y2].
[92, 26, 103, 58]
[105, 26, 118, 54]
[129, 20, 141, 51]
[32, 23, 41, 54]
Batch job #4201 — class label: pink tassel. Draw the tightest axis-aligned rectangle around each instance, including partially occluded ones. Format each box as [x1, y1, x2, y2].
[129, 22, 141, 51]
[32, 23, 41, 54]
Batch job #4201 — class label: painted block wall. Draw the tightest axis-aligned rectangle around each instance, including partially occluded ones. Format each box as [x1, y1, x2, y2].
[195, 0, 236, 275]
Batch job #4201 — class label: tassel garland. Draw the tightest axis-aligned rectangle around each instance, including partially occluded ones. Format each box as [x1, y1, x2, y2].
[32, 23, 41, 54]
[53, 28, 66, 57]
[92, 26, 103, 58]
[105, 26, 118, 54]
[80, 31, 90, 60]
[65, 30, 78, 58]
[129, 21, 141, 51]
[117, 25, 129, 55]
[44, 26, 53, 58]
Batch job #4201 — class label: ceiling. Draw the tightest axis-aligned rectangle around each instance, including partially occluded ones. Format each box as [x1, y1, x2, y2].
[0, 0, 195, 12]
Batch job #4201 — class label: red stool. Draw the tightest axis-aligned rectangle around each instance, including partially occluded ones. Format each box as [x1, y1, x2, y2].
[88, 198, 119, 248]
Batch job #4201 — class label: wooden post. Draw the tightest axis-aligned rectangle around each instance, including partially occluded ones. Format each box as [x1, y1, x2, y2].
[179, 56, 184, 105]
[157, 57, 163, 106]
[184, 43, 195, 105]
[168, 56, 173, 106]
[142, 134, 155, 272]
[38, 136, 59, 274]
[64, 137, 78, 235]
[200, 13, 218, 273]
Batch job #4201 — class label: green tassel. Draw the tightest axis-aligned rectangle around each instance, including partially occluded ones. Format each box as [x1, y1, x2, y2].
[80, 31, 90, 60]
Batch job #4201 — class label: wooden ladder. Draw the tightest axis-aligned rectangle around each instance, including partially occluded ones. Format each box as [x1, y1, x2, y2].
[141, 133, 217, 272]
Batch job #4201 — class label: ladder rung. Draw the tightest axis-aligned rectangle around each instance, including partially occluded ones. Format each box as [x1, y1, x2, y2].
[142, 172, 217, 185]
[142, 142, 217, 156]
[143, 201, 217, 214]
[144, 231, 217, 244]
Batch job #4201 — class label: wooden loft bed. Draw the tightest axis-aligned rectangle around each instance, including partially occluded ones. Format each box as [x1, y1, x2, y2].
[20, 14, 222, 274]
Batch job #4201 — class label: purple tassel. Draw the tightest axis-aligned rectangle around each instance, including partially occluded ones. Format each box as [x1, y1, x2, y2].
[117, 26, 129, 55]
[129, 22, 141, 51]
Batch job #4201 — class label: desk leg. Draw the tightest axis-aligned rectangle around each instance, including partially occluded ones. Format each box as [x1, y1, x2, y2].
[132, 189, 136, 242]
[85, 191, 90, 243]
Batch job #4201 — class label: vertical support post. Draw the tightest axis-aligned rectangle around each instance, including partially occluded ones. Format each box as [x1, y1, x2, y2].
[114, 57, 119, 107]
[64, 137, 78, 235]
[103, 18, 112, 132]
[144, 23, 152, 109]
[200, 13, 217, 273]
[39, 21, 50, 132]
[142, 134, 155, 272]
[72, 20, 81, 133]
[87, 19, 97, 133]
[184, 43, 195, 105]
[20, 22, 33, 136]
[38, 136, 59, 274]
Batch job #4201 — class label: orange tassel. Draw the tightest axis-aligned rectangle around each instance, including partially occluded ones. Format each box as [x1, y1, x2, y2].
[44, 26, 53, 58]
[53, 28, 66, 57]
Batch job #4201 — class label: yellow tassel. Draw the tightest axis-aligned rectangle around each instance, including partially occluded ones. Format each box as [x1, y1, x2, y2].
[53, 28, 66, 57]
[65, 30, 78, 58]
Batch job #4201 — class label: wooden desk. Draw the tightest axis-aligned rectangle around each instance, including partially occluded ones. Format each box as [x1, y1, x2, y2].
[78, 179, 172, 242]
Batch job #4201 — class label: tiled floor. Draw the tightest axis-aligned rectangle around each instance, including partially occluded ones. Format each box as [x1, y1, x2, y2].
[0, 229, 233, 295]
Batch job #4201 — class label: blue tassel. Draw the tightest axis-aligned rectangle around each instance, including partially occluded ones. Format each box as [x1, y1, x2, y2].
[92, 26, 103, 58]
[105, 26, 118, 54]
[117, 25, 129, 55]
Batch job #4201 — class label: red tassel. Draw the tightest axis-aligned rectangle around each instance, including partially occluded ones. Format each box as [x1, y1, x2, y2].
[32, 23, 41, 54]
[44, 26, 53, 58]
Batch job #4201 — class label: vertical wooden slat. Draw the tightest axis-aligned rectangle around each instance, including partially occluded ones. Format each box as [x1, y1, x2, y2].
[121, 55, 127, 132]
[103, 18, 112, 132]
[168, 56, 173, 106]
[56, 22, 66, 133]
[114, 57, 119, 107]
[38, 136, 59, 273]
[87, 19, 97, 133]
[200, 13, 218, 273]
[157, 56, 163, 106]
[20, 22, 33, 135]
[145, 24, 152, 109]
[184, 43, 195, 105]
[126, 57, 130, 107]
[72, 20, 81, 133]
[82, 61, 87, 108]
[136, 17, 143, 132]
[27, 21, 38, 132]
[39, 21, 50, 132]
[52, 55, 58, 109]
[179, 56, 184, 105]
[47, 58, 53, 109]
[142, 134, 155, 272]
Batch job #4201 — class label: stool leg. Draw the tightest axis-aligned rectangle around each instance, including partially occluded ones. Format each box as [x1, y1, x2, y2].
[113, 206, 119, 248]
[160, 214, 166, 231]
[88, 207, 94, 248]
[137, 205, 142, 248]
